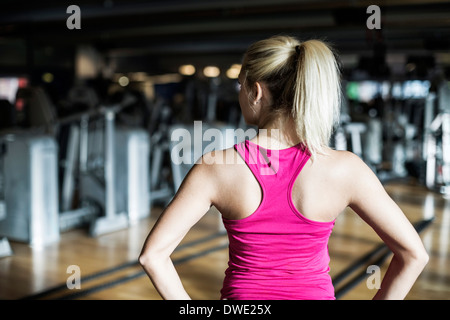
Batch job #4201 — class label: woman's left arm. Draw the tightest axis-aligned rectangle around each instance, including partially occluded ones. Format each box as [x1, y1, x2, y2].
[139, 158, 218, 299]
[344, 152, 429, 300]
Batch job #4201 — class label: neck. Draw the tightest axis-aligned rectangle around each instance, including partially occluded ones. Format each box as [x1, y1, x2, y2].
[256, 114, 301, 149]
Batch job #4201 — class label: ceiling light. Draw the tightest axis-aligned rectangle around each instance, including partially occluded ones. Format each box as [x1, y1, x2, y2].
[226, 64, 241, 79]
[42, 72, 54, 83]
[118, 76, 129, 87]
[203, 66, 220, 78]
[179, 64, 196, 76]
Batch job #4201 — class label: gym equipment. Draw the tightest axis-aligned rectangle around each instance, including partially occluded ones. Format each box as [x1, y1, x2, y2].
[423, 81, 450, 196]
[78, 109, 130, 236]
[147, 101, 176, 206]
[114, 127, 150, 225]
[0, 237, 12, 258]
[331, 96, 350, 152]
[331, 122, 368, 159]
[58, 115, 100, 232]
[0, 132, 60, 248]
[169, 121, 251, 192]
[16, 86, 57, 134]
[331, 92, 373, 162]
[169, 120, 252, 232]
[0, 139, 12, 257]
[0, 140, 6, 222]
[341, 80, 430, 182]
[344, 122, 367, 159]
[58, 97, 151, 236]
[0, 86, 60, 248]
[363, 118, 383, 168]
[0, 85, 151, 246]
[67, 84, 99, 112]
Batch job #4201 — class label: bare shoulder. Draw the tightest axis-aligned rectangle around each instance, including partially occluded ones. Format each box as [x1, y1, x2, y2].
[195, 147, 247, 208]
[200, 146, 244, 167]
[313, 149, 369, 177]
[310, 149, 365, 176]
[309, 149, 380, 203]
[322, 149, 386, 201]
[196, 146, 245, 184]
[326, 148, 363, 163]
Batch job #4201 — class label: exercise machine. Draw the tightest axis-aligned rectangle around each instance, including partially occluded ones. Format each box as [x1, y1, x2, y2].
[0, 131, 60, 248]
[58, 94, 151, 235]
[0, 86, 151, 248]
[0, 139, 13, 257]
[423, 81, 450, 197]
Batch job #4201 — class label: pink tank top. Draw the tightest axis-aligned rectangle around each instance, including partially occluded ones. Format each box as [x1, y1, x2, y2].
[220, 140, 336, 300]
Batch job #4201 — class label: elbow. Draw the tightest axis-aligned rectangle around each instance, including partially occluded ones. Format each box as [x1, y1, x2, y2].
[401, 247, 429, 270]
[416, 249, 429, 268]
[412, 244, 429, 267]
[138, 249, 158, 270]
[138, 251, 151, 268]
[139, 247, 167, 271]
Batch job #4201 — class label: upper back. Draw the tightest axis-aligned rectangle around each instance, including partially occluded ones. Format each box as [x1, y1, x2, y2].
[208, 140, 355, 223]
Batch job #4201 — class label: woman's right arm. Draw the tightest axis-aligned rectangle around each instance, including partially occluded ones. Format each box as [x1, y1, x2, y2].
[343, 152, 429, 300]
[139, 155, 219, 299]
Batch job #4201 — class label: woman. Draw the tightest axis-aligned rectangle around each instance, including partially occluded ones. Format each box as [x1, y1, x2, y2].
[139, 35, 428, 300]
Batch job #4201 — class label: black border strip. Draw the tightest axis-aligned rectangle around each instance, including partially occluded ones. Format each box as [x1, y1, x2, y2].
[19, 231, 227, 300]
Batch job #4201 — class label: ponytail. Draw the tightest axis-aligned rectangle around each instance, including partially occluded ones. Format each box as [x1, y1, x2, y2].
[292, 40, 341, 157]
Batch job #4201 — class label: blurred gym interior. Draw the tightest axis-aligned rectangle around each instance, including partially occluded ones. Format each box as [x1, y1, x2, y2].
[0, 0, 449, 300]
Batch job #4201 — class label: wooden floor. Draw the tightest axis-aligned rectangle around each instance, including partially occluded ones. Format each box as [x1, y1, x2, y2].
[0, 181, 449, 300]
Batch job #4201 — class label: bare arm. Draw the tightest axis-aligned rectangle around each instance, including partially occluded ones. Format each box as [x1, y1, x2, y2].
[345, 153, 429, 300]
[139, 158, 217, 299]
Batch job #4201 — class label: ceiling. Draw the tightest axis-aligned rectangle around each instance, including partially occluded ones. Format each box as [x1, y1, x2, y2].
[1, 0, 450, 78]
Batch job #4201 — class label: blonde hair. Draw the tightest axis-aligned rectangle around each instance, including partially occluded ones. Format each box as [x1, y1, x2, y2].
[241, 35, 342, 157]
